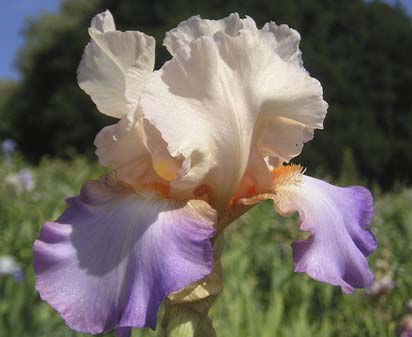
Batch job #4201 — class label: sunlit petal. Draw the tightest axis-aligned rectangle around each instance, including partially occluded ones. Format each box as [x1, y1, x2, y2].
[95, 117, 153, 187]
[256, 116, 315, 166]
[261, 21, 303, 66]
[232, 146, 273, 201]
[164, 13, 256, 55]
[33, 178, 216, 334]
[77, 10, 155, 118]
[94, 116, 178, 188]
[141, 20, 326, 211]
[238, 165, 376, 292]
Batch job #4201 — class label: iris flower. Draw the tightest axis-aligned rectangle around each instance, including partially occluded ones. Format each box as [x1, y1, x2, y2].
[33, 11, 376, 337]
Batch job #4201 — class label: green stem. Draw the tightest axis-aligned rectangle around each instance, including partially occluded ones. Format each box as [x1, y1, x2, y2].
[160, 235, 225, 337]
[160, 295, 218, 337]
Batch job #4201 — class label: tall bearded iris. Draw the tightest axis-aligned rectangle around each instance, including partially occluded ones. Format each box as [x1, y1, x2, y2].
[33, 11, 376, 337]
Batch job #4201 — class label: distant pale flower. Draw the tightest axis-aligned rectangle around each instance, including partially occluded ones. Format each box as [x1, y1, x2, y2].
[1, 139, 17, 157]
[365, 274, 394, 297]
[5, 169, 36, 194]
[406, 299, 412, 313]
[5, 173, 22, 194]
[399, 315, 412, 337]
[365, 256, 394, 297]
[19, 169, 36, 192]
[33, 11, 376, 337]
[0, 255, 23, 281]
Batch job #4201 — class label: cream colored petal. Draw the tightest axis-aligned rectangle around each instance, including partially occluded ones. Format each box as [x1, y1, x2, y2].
[166, 15, 325, 179]
[94, 117, 163, 189]
[232, 146, 273, 201]
[261, 22, 303, 66]
[142, 35, 255, 211]
[164, 13, 257, 55]
[77, 10, 155, 118]
[140, 119, 181, 182]
[256, 116, 315, 164]
[90, 10, 115, 33]
[94, 116, 182, 188]
[165, 14, 303, 66]
[94, 117, 155, 187]
[141, 27, 326, 211]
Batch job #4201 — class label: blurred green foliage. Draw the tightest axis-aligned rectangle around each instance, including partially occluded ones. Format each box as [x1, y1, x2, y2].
[0, 155, 411, 337]
[0, 0, 411, 187]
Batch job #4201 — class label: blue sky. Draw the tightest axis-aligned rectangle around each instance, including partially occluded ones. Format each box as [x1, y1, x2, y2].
[386, 0, 412, 11]
[0, 0, 411, 80]
[1, 1, 60, 80]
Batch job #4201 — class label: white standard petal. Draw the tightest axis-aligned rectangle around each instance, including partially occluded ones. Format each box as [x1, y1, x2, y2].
[94, 117, 155, 188]
[164, 13, 257, 55]
[95, 116, 180, 188]
[141, 26, 327, 211]
[77, 10, 155, 118]
[261, 22, 303, 67]
[165, 14, 303, 67]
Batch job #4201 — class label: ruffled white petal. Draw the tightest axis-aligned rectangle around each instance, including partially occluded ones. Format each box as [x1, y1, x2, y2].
[95, 117, 154, 187]
[90, 10, 116, 33]
[77, 10, 155, 118]
[261, 22, 303, 67]
[232, 146, 273, 200]
[95, 117, 180, 188]
[141, 24, 327, 211]
[165, 14, 303, 67]
[164, 13, 256, 55]
[256, 116, 315, 166]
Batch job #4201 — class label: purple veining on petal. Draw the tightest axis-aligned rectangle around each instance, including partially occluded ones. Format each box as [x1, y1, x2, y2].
[33, 179, 216, 334]
[275, 175, 376, 293]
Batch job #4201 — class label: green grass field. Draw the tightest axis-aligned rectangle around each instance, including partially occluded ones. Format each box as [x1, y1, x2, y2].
[0, 156, 411, 337]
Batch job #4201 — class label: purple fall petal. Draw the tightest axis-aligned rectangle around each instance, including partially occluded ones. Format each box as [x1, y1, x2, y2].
[116, 327, 131, 337]
[33, 179, 216, 334]
[276, 175, 376, 293]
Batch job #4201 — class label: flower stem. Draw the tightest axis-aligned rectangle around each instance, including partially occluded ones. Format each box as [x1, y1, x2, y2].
[160, 234, 225, 337]
[160, 295, 218, 337]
